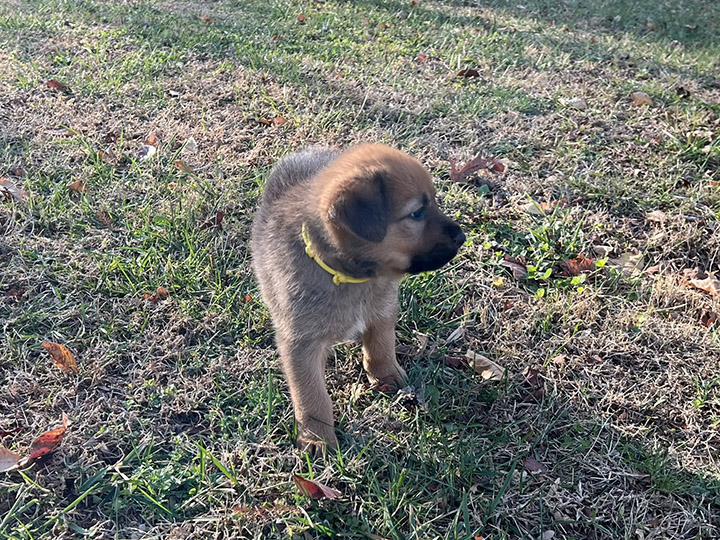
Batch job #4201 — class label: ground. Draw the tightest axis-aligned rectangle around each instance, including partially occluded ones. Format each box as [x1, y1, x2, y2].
[1, 0, 719, 539]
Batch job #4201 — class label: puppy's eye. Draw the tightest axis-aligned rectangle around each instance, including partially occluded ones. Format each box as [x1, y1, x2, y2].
[408, 207, 426, 220]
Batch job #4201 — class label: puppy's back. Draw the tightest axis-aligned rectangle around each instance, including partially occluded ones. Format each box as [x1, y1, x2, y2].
[259, 147, 338, 207]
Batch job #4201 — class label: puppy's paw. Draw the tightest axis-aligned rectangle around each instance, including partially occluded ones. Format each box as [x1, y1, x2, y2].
[367, 362, 408, 391]
[296, 421, 338, 456]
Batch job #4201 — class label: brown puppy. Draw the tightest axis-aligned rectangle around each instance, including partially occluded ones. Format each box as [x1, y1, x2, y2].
[250, 144, 464, 452]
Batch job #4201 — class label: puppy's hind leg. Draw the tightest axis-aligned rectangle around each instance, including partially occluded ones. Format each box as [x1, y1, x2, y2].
[362, 316, 407, 390]
[277, 337, 337, 453]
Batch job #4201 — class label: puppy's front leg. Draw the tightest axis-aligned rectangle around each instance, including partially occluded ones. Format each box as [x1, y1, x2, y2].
[277, 338, 337, 453]
[362, 317, 407, 389]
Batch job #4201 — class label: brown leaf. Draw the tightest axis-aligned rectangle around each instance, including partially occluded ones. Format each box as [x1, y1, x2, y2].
[42, 342, 78, 373]
[199, 15, 214, 24]
[97, 148, 117, 164]
[465, 350, 504, 381]
[449, 155, 505, 183]
[143, 287, 170, 303]
[500, 255, 528, 280]
[6, 288, 25, 301]
[683, 268, 720, 297]
[272, 116, 287, 126]
[700, 310, 718, 328]
[96, 210, 114, 228]
[0, 447, 21, 473]
[68, 179, 88, 194]
[522, 201, 555, 215]
[0, 177, 29, 202]
[558, 254, 597, 277]
[199, 211, 224, 231]
[174, 160, 193, 173]
[297, 13, 306, 23]
[646, 210, 668, 223]
[444, 355, 464, 369]
[144, 132, 158, 145]
[47, 79, 70, 92]
[17, 413, 69, 467]
[293, 474, 341, 500]
[631, 91, 652, 106]
[416, 54, 428, 63]
[457, 68, 480, 78]
[524, 456, 548, 473]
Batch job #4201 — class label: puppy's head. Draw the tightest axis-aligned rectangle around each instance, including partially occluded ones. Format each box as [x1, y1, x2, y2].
[317, 144, 465, 277]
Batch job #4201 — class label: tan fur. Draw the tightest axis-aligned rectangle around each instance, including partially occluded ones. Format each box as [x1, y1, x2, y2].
[250, 144, 464, 453]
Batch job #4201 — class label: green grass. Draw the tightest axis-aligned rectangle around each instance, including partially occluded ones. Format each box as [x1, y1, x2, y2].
[1, 0, 720, 539]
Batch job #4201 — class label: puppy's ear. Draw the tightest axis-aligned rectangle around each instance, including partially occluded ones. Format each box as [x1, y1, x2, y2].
[328, 172, 389, 243]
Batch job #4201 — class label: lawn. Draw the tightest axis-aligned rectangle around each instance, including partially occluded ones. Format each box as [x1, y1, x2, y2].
[1, 0, 719, 538]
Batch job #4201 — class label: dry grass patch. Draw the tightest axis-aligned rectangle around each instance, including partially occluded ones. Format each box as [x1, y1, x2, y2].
[1, 0, 719, 539]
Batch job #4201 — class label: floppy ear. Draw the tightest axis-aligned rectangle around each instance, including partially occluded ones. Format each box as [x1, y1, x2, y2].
[328, 172, 389, 243]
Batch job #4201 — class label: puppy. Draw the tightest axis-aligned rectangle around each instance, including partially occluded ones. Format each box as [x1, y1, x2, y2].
[250, 144, 464, 452]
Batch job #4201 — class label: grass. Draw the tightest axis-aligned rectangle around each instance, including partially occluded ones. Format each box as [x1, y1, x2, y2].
[1, 0, 719, 538]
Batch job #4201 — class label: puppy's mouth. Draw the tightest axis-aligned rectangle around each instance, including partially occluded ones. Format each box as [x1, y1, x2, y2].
[407, 245, 460, 274]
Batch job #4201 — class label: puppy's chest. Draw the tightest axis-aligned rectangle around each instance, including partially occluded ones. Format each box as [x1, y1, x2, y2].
[334, 288, 395, 341]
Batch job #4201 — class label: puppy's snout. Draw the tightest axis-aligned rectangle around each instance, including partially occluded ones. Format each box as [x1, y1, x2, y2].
[445, 223, 465, 248]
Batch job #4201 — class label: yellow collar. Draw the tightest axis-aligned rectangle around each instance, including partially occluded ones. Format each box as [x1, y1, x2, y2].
[301, 224, 370, 285]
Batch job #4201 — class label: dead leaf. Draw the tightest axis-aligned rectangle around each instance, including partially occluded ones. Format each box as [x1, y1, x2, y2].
[444, 355, 464, 369]
[416, 54, 428, 63]
[17, 413, 69, 467]
[68, 179, 88, 194]
[144, 132, 158, 146]
[646, 210, 668, 223]
[608, 252, 644, 277]
[457, 68, 480, 78]
[143, 287, 170, 303]
[0, 177, 29, 202]
[199, 211, 224, 231]
[700, 310, 718, 328]
[522, 200, 555, 215]
[524, 457, 548, 473]
[297, 13, 306, 23]
[6, 288, 25, 301]
[293, 474, 341, 500]
[181, 136, 198, 154]
[137, 145, 156, 161]
[272, 116, 287, 126]
[500, 255, 528, 280]
[566, 97, 587, 110]
[465, 350, 504, 381]
[449, 155, 505, 183]
[683, 268, 720, 297]
[558, 254, 597, 277]
[46, 79, 70, 92]
[174, 160, 193, 173]
[98, 148, 117, 164]
[0, 447, 21, 473]
[42, 342, 78, 373]
[96, 211, 114, 228]
[631, 91, 652, 106]
[552, 354, 566, 366]
[199, 15, 214, 24]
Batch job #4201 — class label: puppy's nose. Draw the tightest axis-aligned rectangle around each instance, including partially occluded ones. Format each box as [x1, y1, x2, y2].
[445, 223, 465, 248]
